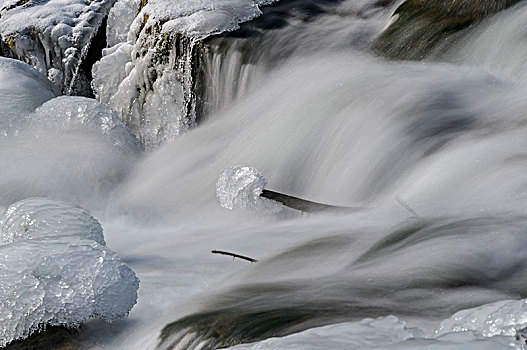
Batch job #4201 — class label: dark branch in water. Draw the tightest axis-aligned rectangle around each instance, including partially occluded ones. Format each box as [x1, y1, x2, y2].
[211, 250, 258, 263]
[395, 196, 419, 217]
[261, 189, 350, 213]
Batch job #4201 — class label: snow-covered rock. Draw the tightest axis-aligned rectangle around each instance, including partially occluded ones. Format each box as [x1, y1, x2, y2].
[0, 198, 139, 348]
[92, 0, 277, 148]
[0, 0, 117, 95]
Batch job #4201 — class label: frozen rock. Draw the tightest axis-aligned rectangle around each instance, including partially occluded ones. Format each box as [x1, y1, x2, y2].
[0, 198, 139, 348]
[0, 0, 117, 94]
[216, 165, 285, 214]
[92, 0, 278, 147]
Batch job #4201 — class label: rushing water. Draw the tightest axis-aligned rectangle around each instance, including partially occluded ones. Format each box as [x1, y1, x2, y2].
[3, 0, 527, 349]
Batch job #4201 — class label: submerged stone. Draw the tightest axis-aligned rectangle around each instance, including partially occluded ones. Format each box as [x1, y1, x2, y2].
[372, 0, 522, 60]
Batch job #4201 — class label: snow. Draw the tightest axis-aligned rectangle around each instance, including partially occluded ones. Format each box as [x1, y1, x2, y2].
[0, 198, 139, 347]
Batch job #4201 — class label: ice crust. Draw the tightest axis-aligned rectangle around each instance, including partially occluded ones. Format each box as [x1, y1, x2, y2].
[216, 165, 284, 213]
[155, 0, 277, 38]
[0, 0, 116, 94]
[0, 57, 56, 120]
[226, 313, 526, 350]
[25, 96, 143, 153]
[0, 198, 139, 347]
[0, 93, 141, 209]
[93, 0, 278, 147]
[0, 198, 105, 245]
[436, 299, 527, 338]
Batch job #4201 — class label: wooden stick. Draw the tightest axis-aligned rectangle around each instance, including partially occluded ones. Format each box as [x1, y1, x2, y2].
[395, 196, 419, 217]
[211, 250, 258, 263]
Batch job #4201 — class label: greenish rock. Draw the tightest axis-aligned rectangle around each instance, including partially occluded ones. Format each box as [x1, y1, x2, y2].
[372, 0, 523, 60]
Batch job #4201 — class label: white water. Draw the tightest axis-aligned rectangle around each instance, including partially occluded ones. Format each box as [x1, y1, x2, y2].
[3, 0, 527, 349]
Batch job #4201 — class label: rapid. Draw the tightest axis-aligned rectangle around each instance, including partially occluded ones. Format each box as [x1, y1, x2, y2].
[3, 0, 527, 349]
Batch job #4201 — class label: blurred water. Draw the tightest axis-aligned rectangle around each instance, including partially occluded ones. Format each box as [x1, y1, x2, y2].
[4, 0, 527, 349]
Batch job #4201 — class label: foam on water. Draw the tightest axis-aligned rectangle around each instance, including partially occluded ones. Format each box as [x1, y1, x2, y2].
[0, 95, 141, 209]
[100, 3, 527, 348]
[0, 198, 139, 347]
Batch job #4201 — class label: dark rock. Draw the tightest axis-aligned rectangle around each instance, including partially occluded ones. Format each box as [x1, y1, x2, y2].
[5, 327, 80, 350]
[371, 0, 522, 60]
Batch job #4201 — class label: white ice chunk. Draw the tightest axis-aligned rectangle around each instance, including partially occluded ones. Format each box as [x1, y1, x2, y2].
[25, 96, 143, 152]
[226, 315, 523, 350]
[216, 165, 285, 213]
[137, 0, 276, 38]
[436, 299, 527, 338]
[0, 197, 105, 245]
[106, 0, 139, 47]
[0, 57, 56, 120]
[0, 0, 116, 93]
[0, 198, 139, 348]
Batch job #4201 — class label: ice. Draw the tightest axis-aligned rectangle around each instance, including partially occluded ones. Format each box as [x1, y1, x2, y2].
[216, 165, 285, 214]
[0, 0, 116, 93]
[225, 315, 524, 350]
[0, 57, 56, 120]
[106, 0, 139, 47]
[136, 0, 278, 39]
[0, 94, 141, 209]
[0, 198, 139, 347]
[92, 0, 279, 146]
[436, 299, 527, 338]
[25, 96, 143, 153]
[0, 197, 105, 245]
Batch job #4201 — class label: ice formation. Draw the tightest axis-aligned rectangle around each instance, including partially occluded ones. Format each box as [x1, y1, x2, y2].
[216, 165, 284, 213]
[0, 197, 105, 245]
[436, 299, 527, 338]
[0, 198, 139, 347]
[92, 0, 278, 147]
[0, 95, 142, 208]
[25, 96, 143, 153]
[0, 0, 116, 94]
[226, 314, 525, 350]
[0, 57, 56, 120]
